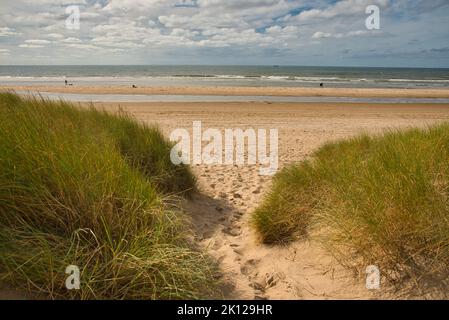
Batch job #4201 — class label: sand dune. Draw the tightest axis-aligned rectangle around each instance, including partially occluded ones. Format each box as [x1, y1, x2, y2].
[3, 100, 448, 299]
[90, 101, 449, 299]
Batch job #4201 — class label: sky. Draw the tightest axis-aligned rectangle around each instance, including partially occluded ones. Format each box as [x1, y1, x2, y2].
[0, 0, 448, 67]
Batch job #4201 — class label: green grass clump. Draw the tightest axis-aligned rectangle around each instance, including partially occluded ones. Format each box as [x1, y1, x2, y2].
[0, 93, 216, 299]
[253, 124, 449, 290]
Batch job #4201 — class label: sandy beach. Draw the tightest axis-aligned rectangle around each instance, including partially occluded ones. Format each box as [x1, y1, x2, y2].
[2, 85, 449, 99]
[2, 85, 449, 299]
[1, 87, 449, 299]
[87, 100, 449, 300]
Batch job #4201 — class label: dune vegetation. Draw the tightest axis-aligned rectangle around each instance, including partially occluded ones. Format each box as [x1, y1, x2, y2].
[253, 124, 449, 293]
[0, 92, 217, 299]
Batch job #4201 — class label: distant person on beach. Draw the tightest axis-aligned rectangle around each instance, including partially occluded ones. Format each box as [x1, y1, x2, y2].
[320, 83, 324, 87]
[65, 80, 68, 86]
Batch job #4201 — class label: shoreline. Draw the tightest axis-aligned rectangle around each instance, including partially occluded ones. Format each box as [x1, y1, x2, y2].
[89, 101, 449, 111]
[2, 85, 449, 99]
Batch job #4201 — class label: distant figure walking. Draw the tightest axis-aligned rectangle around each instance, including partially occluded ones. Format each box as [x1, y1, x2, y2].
[320, 82, 324, 87]
[65, 80, 68, 86]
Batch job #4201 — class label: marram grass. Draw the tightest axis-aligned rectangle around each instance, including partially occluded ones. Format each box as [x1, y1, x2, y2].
[0, 92, 217, 299]
[253, 124, 449, 293]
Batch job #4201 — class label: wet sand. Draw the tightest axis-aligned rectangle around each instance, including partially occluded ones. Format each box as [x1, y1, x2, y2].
[2, 85, 449, 99]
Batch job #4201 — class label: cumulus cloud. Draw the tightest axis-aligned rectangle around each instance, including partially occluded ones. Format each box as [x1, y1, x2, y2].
[19, 44, 45, 48]
[0, 27, 22, 37]
[62, 37, 82, 43]
[0, 0, 447, 66]
[312, 29, 371, 39]
[290, 0, 389, 22]
[45, 33, 64, 39]
[24, 39, 51, 44]
[0, 49, 11, 55]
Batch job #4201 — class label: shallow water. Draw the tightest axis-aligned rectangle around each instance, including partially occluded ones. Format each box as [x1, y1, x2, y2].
[16, 91, 449, 104]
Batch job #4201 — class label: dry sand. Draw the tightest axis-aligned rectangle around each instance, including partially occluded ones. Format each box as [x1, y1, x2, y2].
[90, 101, 449, 300]
[3, 85, 449, 98]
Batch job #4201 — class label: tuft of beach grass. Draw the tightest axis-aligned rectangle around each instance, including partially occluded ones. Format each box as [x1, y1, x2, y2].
[253, 124, 449, 294]
[0, 92, 217, 299]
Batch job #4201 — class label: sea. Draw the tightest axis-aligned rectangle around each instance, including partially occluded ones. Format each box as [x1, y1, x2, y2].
[1, 65, 449, 89]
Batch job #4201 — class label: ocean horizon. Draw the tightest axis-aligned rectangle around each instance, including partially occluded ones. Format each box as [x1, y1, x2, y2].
[1, 65, 449, 89]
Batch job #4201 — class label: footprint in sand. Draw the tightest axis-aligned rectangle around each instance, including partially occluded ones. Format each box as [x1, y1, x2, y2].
[223, 226, 241, 237]
[240, 258, 261, 276]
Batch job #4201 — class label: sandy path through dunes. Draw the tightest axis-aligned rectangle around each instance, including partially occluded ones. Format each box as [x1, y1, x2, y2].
[93, 102, 449, 300]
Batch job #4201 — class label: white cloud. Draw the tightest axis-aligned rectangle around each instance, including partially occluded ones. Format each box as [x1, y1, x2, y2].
[0, 0, 447, 66]
[170, 28, 199, 38]
[45, 33, 64, 39]
[24, 39, 51, 44]
[0, 27, 21, 37]
[21, 0, 86, 4]
[292, 0, 389, 22]
[19, 44, 44, 48]
[0, 49, 11, 55]
[62, 37, 82, 43]
[102, 0, 169, 13]
[312, 30, 373, 39]
[81, 12, 101, 19]
[42, 25, 62, 32]
[312, 31, 333, 39]
[65, 43, 99, 50]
